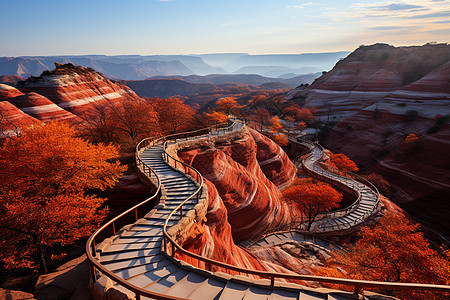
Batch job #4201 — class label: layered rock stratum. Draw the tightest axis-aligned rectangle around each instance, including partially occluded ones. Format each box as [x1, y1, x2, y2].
[0, 63, 145, 135]
[175, 126, 299, 272]
[287, 43, 450, 243]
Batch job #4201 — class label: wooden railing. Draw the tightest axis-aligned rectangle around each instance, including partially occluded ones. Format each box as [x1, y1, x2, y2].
[86, 118, 450, 299]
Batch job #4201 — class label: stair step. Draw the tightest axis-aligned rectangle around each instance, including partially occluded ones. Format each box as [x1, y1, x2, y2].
[299, 291, 327, 299]
[101, 254, 166, 271]
[267, 289, 299, 299]
[186, 277, 227, 299]
[165, 272, 208, 298]
[127, 262, 181, 288]
[114, 259, 172, 279]
[242, 286, 272, 299]
[100, 247, 160, 263]
[144, 268, 190, 294]
[218, 280, 249, 299]
[101, 240, 161, 253]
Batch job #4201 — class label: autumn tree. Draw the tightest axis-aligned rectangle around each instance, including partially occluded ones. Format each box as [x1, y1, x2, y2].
[326, 152, 359, 173]
[0, 121, 125, 272]
[296, 107, 316, 122]
[215, 97, 243, 116]
[268, 116, 288, 146]
[283, 178, 342, 231]
[318, 213, 450, 299]
[400, 133, 419, 155]
[80, 98, 159, 153]
[150, 97, 196, 135]
[202, 111, 228, 127]
[253, 108, 271, 130]
[297, 121, 307, 131]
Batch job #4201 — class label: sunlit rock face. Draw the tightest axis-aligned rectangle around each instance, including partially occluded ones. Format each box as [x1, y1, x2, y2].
[16, 63, 143, 115]
[178, 127, 297, 243]
[325, 61, 450, 241]
[175, 126, 300, 273]
[287, 43, 450, 122]
[0, 64, 146, 133]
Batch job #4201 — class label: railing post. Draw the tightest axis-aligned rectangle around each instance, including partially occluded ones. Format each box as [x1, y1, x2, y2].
[135, 293, 141, 300]
[354, 285, 360, 295]
[180, 206, 183, 218]
[89, 262, 97, 282]
[112, 222, 116, 235]
[163, 236, 167, 253]
[270, 276, 275, 287]
[172, 242, 176, 256]
[134, 208, 138, 221]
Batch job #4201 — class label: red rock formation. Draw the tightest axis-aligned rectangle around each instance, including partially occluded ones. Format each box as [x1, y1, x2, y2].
[0, 64, 145, 129]
[16, 64, 143, 115]
[0, 75, 23, 86]
[178, 127, 297, 243]
[10, 92, 77, 122]
[325, 61, 450, 242]
[287, 43, 450, 121]
[0, 84, 23, 100]
[0, 101, 41, 137]
[175, 180, 269, 274]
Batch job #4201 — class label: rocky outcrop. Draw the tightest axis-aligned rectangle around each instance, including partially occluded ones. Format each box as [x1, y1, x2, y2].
[178, 127, 297, 242]
[0, 289, 36, 300]
[34, 255, 91, 300]
[16, 63, 143, 115]
[287, 43, 450, 121]
[0, 64, 146, 131]
[324, 61, 450, 243]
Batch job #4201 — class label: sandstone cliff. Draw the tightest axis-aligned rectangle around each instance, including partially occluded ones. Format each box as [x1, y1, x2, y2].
[0, 63, 145, 133]
[174, 126, 299, 272]
[322, 58, 450, 243]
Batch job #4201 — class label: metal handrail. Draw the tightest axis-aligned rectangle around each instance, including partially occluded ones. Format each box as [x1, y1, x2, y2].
[86, 118, 450, 299]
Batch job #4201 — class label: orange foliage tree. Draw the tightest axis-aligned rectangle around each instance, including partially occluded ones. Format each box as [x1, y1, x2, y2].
[268, 116, 288, 146]
[296, 107, 316, 122]
[400, 133, 419, 155]
[80, 98, 159, 153]
[253, 108, 271, 129]
[283, 178, 342, 231]
[202, 111, 228, 126]
[318, 213, 450, 299]
[326, 152, 359, 173]
[150, 97, 196, 135]
[0, 121, 125, 272]
[215, 97, 243, 116]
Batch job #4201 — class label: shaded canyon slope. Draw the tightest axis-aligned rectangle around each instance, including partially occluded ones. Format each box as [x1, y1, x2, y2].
[0, 63, 145, 135]
[175, 126, 300, 272]
[287, 43, 450, 122]
[287, 43, 450, 243]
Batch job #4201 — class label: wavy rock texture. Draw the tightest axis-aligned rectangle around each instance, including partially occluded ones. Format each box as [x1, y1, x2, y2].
[325, 61, 450, 242]
[178, 127, 297, 242]
[16, 64, 142, 115]
[173, 126, 302, 275]
[0, 64, 145, 134]
[287, 43, 450, 122]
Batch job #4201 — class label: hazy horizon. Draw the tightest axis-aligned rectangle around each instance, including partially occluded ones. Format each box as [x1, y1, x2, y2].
[1, 0, 449, 57]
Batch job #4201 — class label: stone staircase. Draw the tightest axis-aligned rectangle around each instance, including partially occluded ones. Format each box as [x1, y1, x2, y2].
[296, 141, 380, 233]
[93, 126, 357, 299]
[239, 231, 336, 252]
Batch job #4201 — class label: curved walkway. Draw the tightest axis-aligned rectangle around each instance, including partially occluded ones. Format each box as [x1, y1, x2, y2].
[93, 122, 354, 299]
[292, 139, 380, 233]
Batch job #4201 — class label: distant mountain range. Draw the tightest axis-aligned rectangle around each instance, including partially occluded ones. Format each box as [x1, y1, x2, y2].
[121, 73, 320, 98]
[0, 52, 349, 80]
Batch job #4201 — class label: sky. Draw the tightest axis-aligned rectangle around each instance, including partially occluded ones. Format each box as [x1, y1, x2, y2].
[0, 0, 449, 56]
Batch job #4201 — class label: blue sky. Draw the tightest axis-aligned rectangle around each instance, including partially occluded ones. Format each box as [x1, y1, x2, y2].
[0, 0, 449, 56]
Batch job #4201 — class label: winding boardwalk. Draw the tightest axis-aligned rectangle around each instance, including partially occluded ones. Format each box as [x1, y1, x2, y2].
[294, 139, 380, 233]
[88, 121, 449, 299]
[92, 122, 356, 299]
